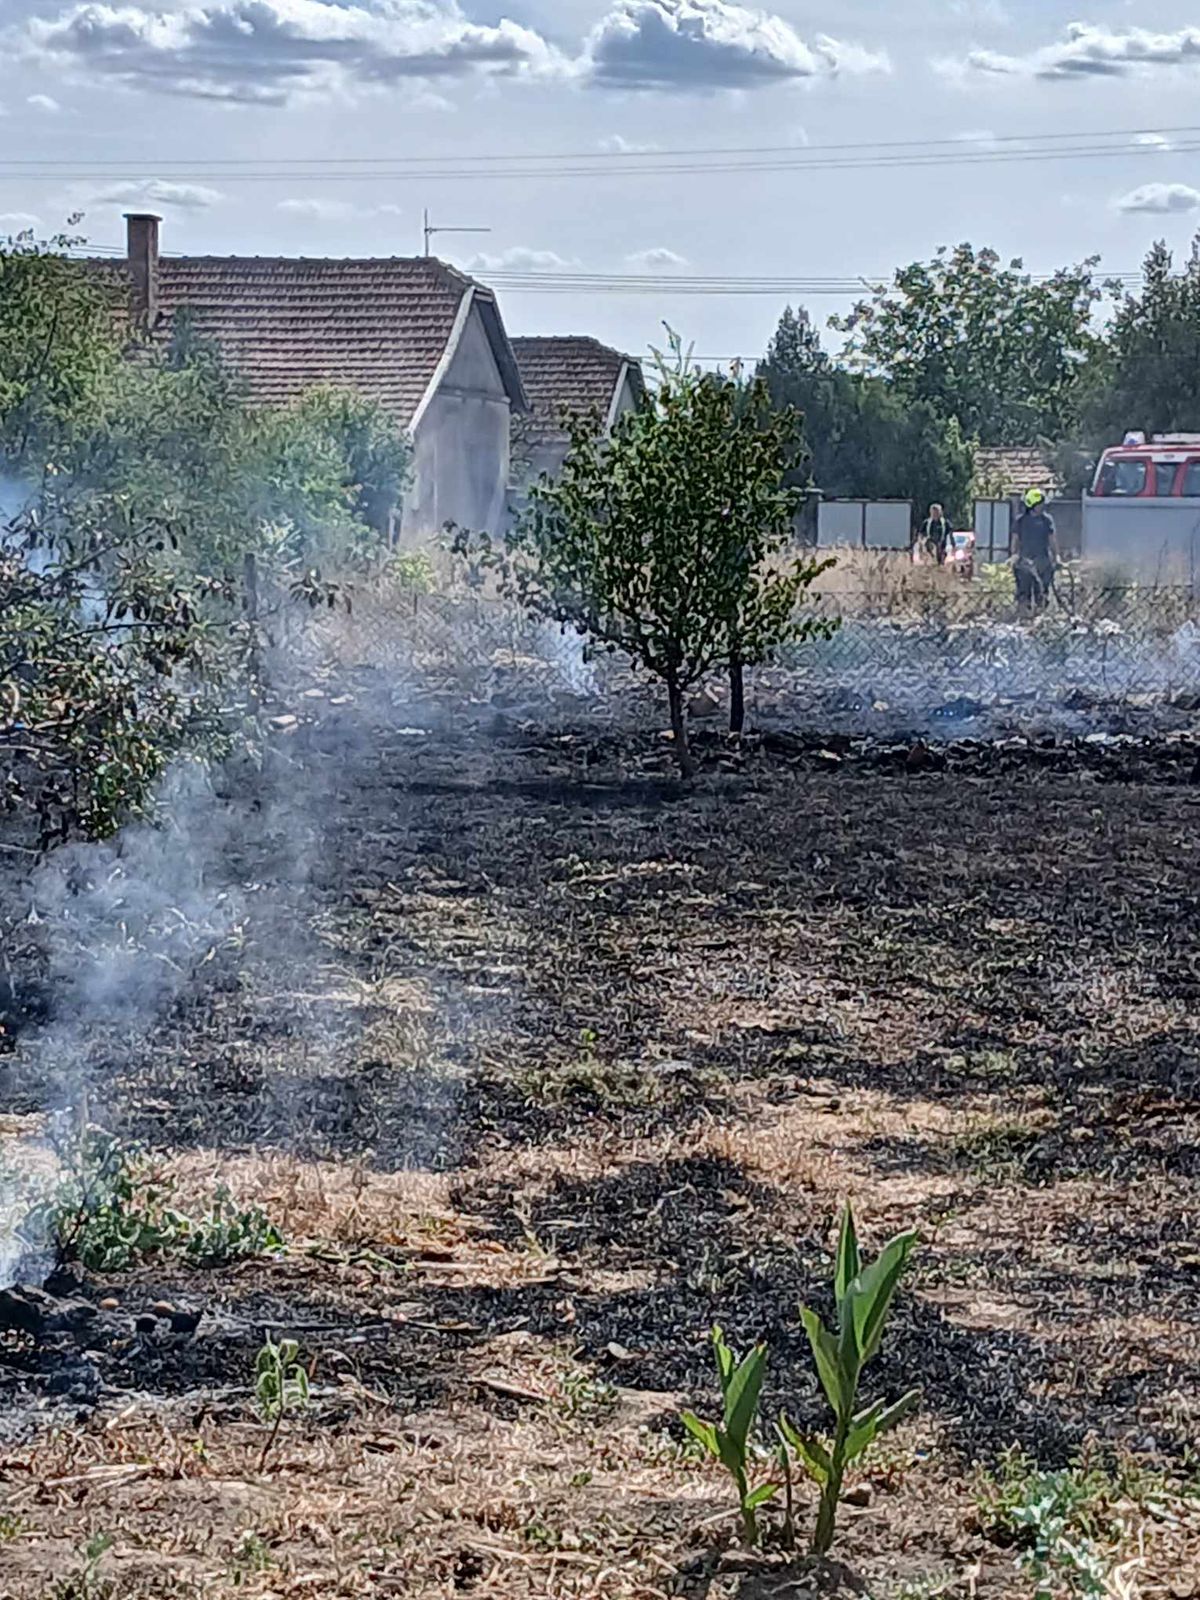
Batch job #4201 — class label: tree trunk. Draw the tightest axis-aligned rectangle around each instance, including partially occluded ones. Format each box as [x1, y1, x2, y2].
[666, 677, 696, 778]
[729, 655, 745, 736]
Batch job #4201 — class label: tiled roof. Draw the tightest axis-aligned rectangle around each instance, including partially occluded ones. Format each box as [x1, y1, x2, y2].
[511, 335, 644, 447]
[91, 255, 522, 426]
[975, 446, 1062, 497]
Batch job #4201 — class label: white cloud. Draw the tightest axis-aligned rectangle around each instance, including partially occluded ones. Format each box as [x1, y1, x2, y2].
[20, 0, 566, 107]
[598, 133, 659, 153]
[467, 246, 575, 271]
[277, 197, 404, 221]
[954, 128, 998, 149]
[580, 0, 888, 92]
[626, 245, 689, 269]
[278, 198, 356, 221]
[1115, 183, 1200, 216]
[26, 92, 60, 111]
[88, 178, 223, 210]
[956, 23, 1200, 81]
[1134, 132, 1172, 153]
[950, 0, 1007, 20]
[0, 211, 41, 232]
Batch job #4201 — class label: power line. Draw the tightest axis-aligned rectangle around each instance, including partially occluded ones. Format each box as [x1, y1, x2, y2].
[5, 128, 1200, 184]
[62, 249, 1149, 296]
[7, 121, 1200, 171]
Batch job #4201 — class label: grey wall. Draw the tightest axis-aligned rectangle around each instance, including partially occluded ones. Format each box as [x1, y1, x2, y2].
[1082, 497, 1200, 581]
[817, 500, 912, 549]
[974, 497, 1083, 562]
[404, 304, 511, 539]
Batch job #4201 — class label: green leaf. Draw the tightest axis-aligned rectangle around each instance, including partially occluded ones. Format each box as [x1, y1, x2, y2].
[778, 1416, 832, 1487]
[712, 1325, 736, 1391]
[800, 1304, 845, 1416]
[846, 1389, 920, 1461]
[744, 1482, 779, 1511]
[680, 1411, 719, 1459]
[716, 1429, 745, 1480]
[834, 1204, 860, 1304]
[850, 1230, 918, 1365]
[843, 1398, 886, 1461]
[723, 1343, 768, 1451]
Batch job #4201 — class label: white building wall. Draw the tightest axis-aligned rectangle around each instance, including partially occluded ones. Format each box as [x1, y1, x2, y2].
[404, 304, 511, 539]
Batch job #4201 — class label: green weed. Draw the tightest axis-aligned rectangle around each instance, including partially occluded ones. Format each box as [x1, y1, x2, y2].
[682, 1326, 776, 1547]
[49, 1533, 115, 1600]
[254, 1336, 310, 1473]
[227, 1532, 276, 1586]
[557, 1366, 618, 1421]
[37, 1129, 283, 1272]
[779, 1204, 919, 1556]
[977, 1450, 1138, 1599]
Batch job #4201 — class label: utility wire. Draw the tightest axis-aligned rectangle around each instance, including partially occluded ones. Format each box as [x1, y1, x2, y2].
[7, 129, 1200, 183]
[6, 120, 1200, 170]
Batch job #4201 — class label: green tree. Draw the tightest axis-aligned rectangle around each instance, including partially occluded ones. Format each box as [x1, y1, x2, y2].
[499, 336, 831, 775]
[1, 233, 411, 841]
[1082, 236, 1200, 444]
[0, 226, 122, 470]
[759, 307, 974, 526]
[831, 245, 1101, 445]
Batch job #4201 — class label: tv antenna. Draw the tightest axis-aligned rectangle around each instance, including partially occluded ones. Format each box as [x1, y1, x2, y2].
[422, 209, 491, 257]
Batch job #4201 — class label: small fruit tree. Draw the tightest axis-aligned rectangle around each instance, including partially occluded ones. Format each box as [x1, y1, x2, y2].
[505, 333, 833, 775]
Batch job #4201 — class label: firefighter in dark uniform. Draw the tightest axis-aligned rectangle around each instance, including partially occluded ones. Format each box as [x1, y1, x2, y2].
[1012, 489, 1058, 613]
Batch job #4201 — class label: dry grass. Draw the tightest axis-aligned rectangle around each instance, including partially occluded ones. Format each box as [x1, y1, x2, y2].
[4, 712, 1200, 1597]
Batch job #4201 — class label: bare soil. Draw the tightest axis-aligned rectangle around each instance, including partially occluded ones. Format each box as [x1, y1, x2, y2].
[2, 682, 1200, 1597]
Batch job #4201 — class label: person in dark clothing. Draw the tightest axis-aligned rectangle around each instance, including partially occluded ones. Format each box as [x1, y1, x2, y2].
[1012, 489, 1058, 612]
[919, 503, 953, 565]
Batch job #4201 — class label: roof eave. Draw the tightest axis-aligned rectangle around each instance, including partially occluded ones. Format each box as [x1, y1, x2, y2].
[474, 289, 529, 415]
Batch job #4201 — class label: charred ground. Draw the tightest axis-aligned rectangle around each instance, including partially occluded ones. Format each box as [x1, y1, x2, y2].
[1, 688, 1199, 1596]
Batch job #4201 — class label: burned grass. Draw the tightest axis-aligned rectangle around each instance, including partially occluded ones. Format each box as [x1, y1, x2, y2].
[2, 703, 1200, 1595]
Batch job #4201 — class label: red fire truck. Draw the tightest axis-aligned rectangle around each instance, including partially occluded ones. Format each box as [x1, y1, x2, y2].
[1090, 432, 1200, 498]
[1084, 433, 1200, 575]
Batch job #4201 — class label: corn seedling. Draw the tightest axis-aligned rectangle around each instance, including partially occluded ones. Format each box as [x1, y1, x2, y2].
[780, 1204, 919, 1555]
[254, 1336, 310, 1472]
[681, 1325, 777, 1546]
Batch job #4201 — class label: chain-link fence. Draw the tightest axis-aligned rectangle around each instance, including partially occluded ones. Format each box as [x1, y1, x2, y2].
[295, 568, 1200, 732]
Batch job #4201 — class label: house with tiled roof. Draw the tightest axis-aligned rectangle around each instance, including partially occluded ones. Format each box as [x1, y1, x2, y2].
[973, 446, 1062, 500]
[111, 214, 528, 538]
[510, 335, 645, 482]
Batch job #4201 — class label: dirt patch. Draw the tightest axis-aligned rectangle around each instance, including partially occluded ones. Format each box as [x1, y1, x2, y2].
[2, 700, 1200, 1595]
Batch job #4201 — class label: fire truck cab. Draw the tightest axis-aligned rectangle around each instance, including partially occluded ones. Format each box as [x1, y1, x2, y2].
[1084, 433, 1200, 576]
[1090, 433, 1200, 499]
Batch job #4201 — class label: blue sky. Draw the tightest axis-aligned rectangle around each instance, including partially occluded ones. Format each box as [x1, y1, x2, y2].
[4, 0, 1200, 363]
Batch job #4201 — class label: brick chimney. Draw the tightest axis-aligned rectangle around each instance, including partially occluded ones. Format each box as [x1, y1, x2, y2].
[125, 212, 161, 325]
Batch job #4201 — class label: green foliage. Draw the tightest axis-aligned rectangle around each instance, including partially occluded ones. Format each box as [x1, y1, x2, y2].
[759, 307, 975, 526]
[0, 227, 122, 470]
[779, 1204, 919, 1556]
[1082, 236, 1200, 446]
[287, 386, 412, 537]
[493, 331, 835, 775]
[2, 497, 251, 842]
[255, 1336, 310, 1422]
[50, 1532, 116, 1600]
[1, 234, 411, 842]
[38, 1127, 283, 1272]
[255, 1335, 310, 1472]
[384, 548, 436, 593]
[681, 1326, 777, 1546]
[832, 244, 1101, 445]
[977, 1450, 1128, 1599]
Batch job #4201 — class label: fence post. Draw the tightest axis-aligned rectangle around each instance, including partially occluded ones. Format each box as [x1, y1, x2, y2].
[243, 550, 262, 711]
